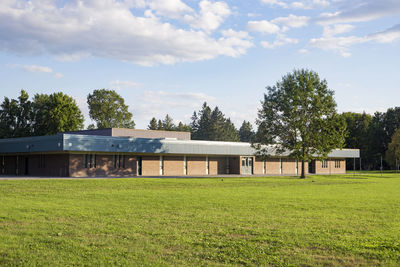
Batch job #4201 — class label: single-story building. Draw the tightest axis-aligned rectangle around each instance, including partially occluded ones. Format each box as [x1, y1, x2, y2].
[0, 128, 359, 177]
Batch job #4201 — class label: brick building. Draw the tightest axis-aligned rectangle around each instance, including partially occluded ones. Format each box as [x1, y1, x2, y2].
[0, 128, 359, 177]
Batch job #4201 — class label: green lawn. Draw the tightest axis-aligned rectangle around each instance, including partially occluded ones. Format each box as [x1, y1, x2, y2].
[1, 174, 400, 266]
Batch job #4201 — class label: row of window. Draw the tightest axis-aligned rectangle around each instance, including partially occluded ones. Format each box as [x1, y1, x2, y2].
[83, 154, 126, 169]
[321, 160, 341, 168]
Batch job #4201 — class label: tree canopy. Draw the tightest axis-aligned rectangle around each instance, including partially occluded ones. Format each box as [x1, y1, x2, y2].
[32, 92, 84, 135]
[0, 90, 83, 138]
[256, 69, 346, 178]
[239, 120, 255, 142]
[191, 102, 239, 141]
[385, 129, 400, 169]
[87, 89, 135, 129]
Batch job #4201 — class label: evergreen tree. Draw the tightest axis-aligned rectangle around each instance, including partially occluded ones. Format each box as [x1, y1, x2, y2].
[176, 121, 191, 132]
[190, 102, 239, 141]
[162, 114, 175, 131]
[239, 120, 255, 142]
[157, 119, 163, 130]
[148, 117, 158, 130]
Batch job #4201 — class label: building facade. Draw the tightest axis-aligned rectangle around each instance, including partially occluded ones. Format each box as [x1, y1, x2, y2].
[0, 129, 359, 177]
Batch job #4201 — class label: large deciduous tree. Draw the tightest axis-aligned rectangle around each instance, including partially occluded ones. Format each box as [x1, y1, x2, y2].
[32, 92, 84, 135]
[385, 129, 400, 169]
[87, 89, 135, 129]
[256, 69, 346, 178]
[0, 90, 33, 138]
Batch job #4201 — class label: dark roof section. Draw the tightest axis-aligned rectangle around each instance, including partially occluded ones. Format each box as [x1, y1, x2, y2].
[0, 134, 360, 158]
[63, 128, 191, 140]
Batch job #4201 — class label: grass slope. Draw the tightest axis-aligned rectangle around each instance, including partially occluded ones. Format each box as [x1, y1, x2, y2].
[1, 173, 400, 266]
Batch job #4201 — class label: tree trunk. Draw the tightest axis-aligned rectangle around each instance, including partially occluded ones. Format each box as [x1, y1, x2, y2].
[300, 159, 306, 179]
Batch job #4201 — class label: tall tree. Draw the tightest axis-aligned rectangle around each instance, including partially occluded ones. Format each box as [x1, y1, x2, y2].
[341, 112, 372, 169]
[0, 90, 33, 138]
[190, 102, 239, 141]
[32, 92, 84, 135]
[176, 122, 191, 132]
[148, 117, 158, 130]
[256, 69, 346, 178]
[87, 89, 135, 129]
[385, 129, 400, 169]
[239, 120, 255, 142]
[162, 114, 175, 131]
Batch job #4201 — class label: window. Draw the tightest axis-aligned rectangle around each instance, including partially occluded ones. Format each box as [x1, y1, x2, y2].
[335, 160, 341, 168]
[84, 154, 96, 168]
[322, 161, 328, 168]
[113, 155, 125, 169]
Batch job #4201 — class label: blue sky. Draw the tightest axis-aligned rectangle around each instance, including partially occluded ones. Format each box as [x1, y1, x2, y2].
[1, 0, 399, 129]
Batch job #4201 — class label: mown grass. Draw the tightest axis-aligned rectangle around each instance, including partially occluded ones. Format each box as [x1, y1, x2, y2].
[1, 173, 400, 266]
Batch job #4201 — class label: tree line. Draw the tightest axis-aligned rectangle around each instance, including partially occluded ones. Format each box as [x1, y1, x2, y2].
[2, 72, 400, 170]
[0, 89, 134, 138]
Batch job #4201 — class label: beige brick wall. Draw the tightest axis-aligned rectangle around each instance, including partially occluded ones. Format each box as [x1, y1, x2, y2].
[266, 158, 281, 175]
[315, 159, 346, 174]
[282, 158, 296, 175]
[163, 156, 184, 176]
[254, 158, 265, 175]
[209, 157, 227, 175]
[142, 156, 160, 176]
[69, 154, 136, 177]
[187, 157, 206, 175]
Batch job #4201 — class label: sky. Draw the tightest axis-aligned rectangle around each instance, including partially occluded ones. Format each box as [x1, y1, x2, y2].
[1, 0, 399, 129]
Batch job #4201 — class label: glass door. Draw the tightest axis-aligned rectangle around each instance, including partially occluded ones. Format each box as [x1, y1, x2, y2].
[241, 157, 253, 175]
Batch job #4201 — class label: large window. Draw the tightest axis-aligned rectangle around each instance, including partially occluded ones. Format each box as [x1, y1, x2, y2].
[83, 154, 96, 168]
[335, 160, 341, 168]
[322, 160, 328, 168]
[113, 155, 125, 169]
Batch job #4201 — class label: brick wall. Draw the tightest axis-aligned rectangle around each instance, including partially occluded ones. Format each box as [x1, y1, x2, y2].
[187, 157, 206, 175]
[69, 154, 136, 177]
[209, 157, 227, 175]
[141, 156, 160, 176]
[163, 156, 184, 175]
[254, 158, 265, 175]
[266, 158, 281, 175]
[315, 159, 346, 174]
[282, 158, 296, 175]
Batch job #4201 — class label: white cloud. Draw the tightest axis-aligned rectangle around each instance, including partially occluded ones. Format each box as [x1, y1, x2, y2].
[148, 0, 193, 18]
[260, 0, 288, 8]
[322, 24, 354, 37]
[247, 20, 280, 34]
[309, 24, 400, 57]
[0, 0, 250, 66]
[110, 80, 140, 90]
[23, 65, 53, 73]
[261, 34, 299, 49]
[6, 63, 64, 77]
[261, 0, 330, 9]
[185, 0, 231, 32]
[272, 14, 310, 29]
[317, 0, 400, 25]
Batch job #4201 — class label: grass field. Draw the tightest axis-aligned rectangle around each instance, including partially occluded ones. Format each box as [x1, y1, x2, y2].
[1, 173, 400, 266]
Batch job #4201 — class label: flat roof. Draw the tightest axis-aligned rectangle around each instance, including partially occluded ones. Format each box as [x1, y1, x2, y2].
[0, 134, 360, 158]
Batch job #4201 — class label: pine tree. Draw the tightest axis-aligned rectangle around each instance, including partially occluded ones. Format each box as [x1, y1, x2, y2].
[148, 117, 158, 130]
[162, 114, 175, 131]
[239, 120, 255, 142]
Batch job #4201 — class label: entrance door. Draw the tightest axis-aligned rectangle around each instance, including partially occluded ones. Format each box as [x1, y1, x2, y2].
[241, 157, 253, 175]
[308, 160, 315, 174]
[137, 156, 142, 175]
